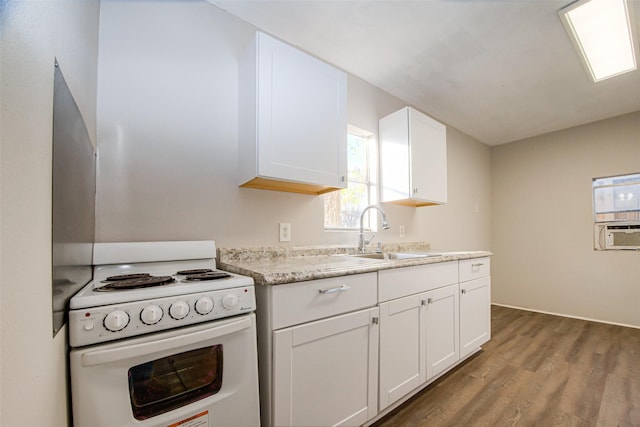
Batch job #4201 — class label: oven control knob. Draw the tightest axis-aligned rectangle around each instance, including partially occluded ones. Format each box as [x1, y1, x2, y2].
[140, 305, 163, 325]
[195, 297, 214, 315]
[169, 301, 190, 319]
[222, 293, 239, 310]
[104, 310, 129, 332]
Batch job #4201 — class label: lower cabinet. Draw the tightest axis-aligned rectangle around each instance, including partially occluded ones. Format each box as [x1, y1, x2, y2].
[425, 283, 460, 379]
[272, 307, 379, 427]
[379, 283, 459, 411]
[257, 259, 490, 426]
[460, 276, 491, 359]
[256, 272, 379, 427]
[459, 257, 491, 359]
[379, 294, 422, 410]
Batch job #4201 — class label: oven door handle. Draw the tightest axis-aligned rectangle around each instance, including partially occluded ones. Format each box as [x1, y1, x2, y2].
[81, 315, 252, 367]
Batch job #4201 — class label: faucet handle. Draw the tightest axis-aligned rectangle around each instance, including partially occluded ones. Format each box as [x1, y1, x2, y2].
[364, 233, 376, 247]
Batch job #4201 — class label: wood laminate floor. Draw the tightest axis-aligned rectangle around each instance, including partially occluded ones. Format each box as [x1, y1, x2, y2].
[373, 305, 640, 427]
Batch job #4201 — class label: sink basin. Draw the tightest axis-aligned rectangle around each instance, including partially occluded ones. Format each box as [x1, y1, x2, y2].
[351, 252, 439, 260]
[351, 253, 387, 259]
[425, 251, 468, 256]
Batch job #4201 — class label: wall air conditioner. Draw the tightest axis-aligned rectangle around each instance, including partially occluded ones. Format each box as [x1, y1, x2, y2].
[595, 222, 640, 250]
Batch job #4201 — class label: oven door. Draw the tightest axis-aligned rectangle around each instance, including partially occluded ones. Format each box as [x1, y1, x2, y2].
[70, 313, 259, 427]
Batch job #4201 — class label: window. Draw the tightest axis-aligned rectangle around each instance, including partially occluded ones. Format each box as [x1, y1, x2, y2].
[593, 172, 640, 222]
[324, 126, 378, 230]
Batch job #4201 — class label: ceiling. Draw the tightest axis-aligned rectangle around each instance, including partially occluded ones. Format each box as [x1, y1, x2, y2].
[210, 0, 640, 146]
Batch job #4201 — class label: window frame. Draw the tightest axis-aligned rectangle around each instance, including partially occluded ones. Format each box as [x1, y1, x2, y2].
[592, 172, 640, 223]
[323, 125, 378, 232]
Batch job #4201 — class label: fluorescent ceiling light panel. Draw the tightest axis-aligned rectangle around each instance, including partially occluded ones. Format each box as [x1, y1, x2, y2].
[560, 0, 638, 82]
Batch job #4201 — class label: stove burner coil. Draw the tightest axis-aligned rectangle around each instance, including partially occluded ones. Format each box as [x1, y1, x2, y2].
[184, 272, 231, 281]
[176, 269, 214, 275]
[103, 273, 151, 282]
[94, 276, 175, 291]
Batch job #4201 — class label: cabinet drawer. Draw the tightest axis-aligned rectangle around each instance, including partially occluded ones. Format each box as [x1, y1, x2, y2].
[271, 273, 377, 329]
[459, 257, 490, 282]
[378, 262, 458, 302]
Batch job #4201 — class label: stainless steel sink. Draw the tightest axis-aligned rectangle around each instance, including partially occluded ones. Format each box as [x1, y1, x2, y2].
[424, 251, 468, 256]
[350, 253, 387, 259]
[351, 252, 439, 260]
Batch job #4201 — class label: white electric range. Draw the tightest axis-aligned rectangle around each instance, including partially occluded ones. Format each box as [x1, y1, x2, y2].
[68, 241, 260, 427]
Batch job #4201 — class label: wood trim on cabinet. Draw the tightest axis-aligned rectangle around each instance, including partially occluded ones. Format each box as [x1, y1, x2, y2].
[240, 176, 341, 195]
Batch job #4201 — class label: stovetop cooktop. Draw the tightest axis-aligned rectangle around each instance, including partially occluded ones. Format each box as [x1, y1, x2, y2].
[70, 251, 253, 310]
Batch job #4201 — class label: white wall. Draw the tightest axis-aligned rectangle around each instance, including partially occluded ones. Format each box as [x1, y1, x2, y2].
[0, 1, 99, 425]
[414, 126, 491, 252]
[492, 111, 640, 328]
[95, 1, 492, 252]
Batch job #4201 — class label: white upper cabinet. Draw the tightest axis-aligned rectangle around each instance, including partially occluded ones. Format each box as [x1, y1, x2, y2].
[239, 31, 348, 195]
[379, 106, 447, 206]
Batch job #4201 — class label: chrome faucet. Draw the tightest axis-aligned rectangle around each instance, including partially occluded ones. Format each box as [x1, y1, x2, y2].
[358, 204, 390, 253]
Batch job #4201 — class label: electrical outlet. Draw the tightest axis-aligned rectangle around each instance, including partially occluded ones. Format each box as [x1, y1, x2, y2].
[399, 225, 405, 238]
[279, 223, 291, 242]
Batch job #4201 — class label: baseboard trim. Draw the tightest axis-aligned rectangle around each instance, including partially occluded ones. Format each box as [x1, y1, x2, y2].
[491, 303, 640, 330]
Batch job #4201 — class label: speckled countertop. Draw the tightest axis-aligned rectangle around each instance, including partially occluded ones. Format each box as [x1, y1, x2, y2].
[217, 242, 492, 286]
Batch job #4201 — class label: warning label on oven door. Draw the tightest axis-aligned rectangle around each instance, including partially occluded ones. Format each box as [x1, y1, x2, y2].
[168, 410, 209, 427]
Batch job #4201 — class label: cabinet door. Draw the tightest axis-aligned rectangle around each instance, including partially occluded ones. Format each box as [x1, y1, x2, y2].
[379, 295, 423, 410]
[379, 106, 447, 206]
[409, 107, 447, 204]
[379, 108, 411, 202]
[423, 283, 459, 380]
[272, 307, 378, 427]
[460, 276, 491, 359]
[256, 32, 347, 188]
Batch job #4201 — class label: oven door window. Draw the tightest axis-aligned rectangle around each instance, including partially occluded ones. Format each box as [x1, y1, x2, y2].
[128, 345, 223, 420]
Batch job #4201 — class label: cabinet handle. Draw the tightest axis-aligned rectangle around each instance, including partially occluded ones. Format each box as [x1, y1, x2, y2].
[421, 299, 427, 306]
[372, 317, 379, 325]
[461, 289, 467, 294]
[341, 176, 345, 182]
[318, 285, 350, 294]
[472, 263, 484, 268]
